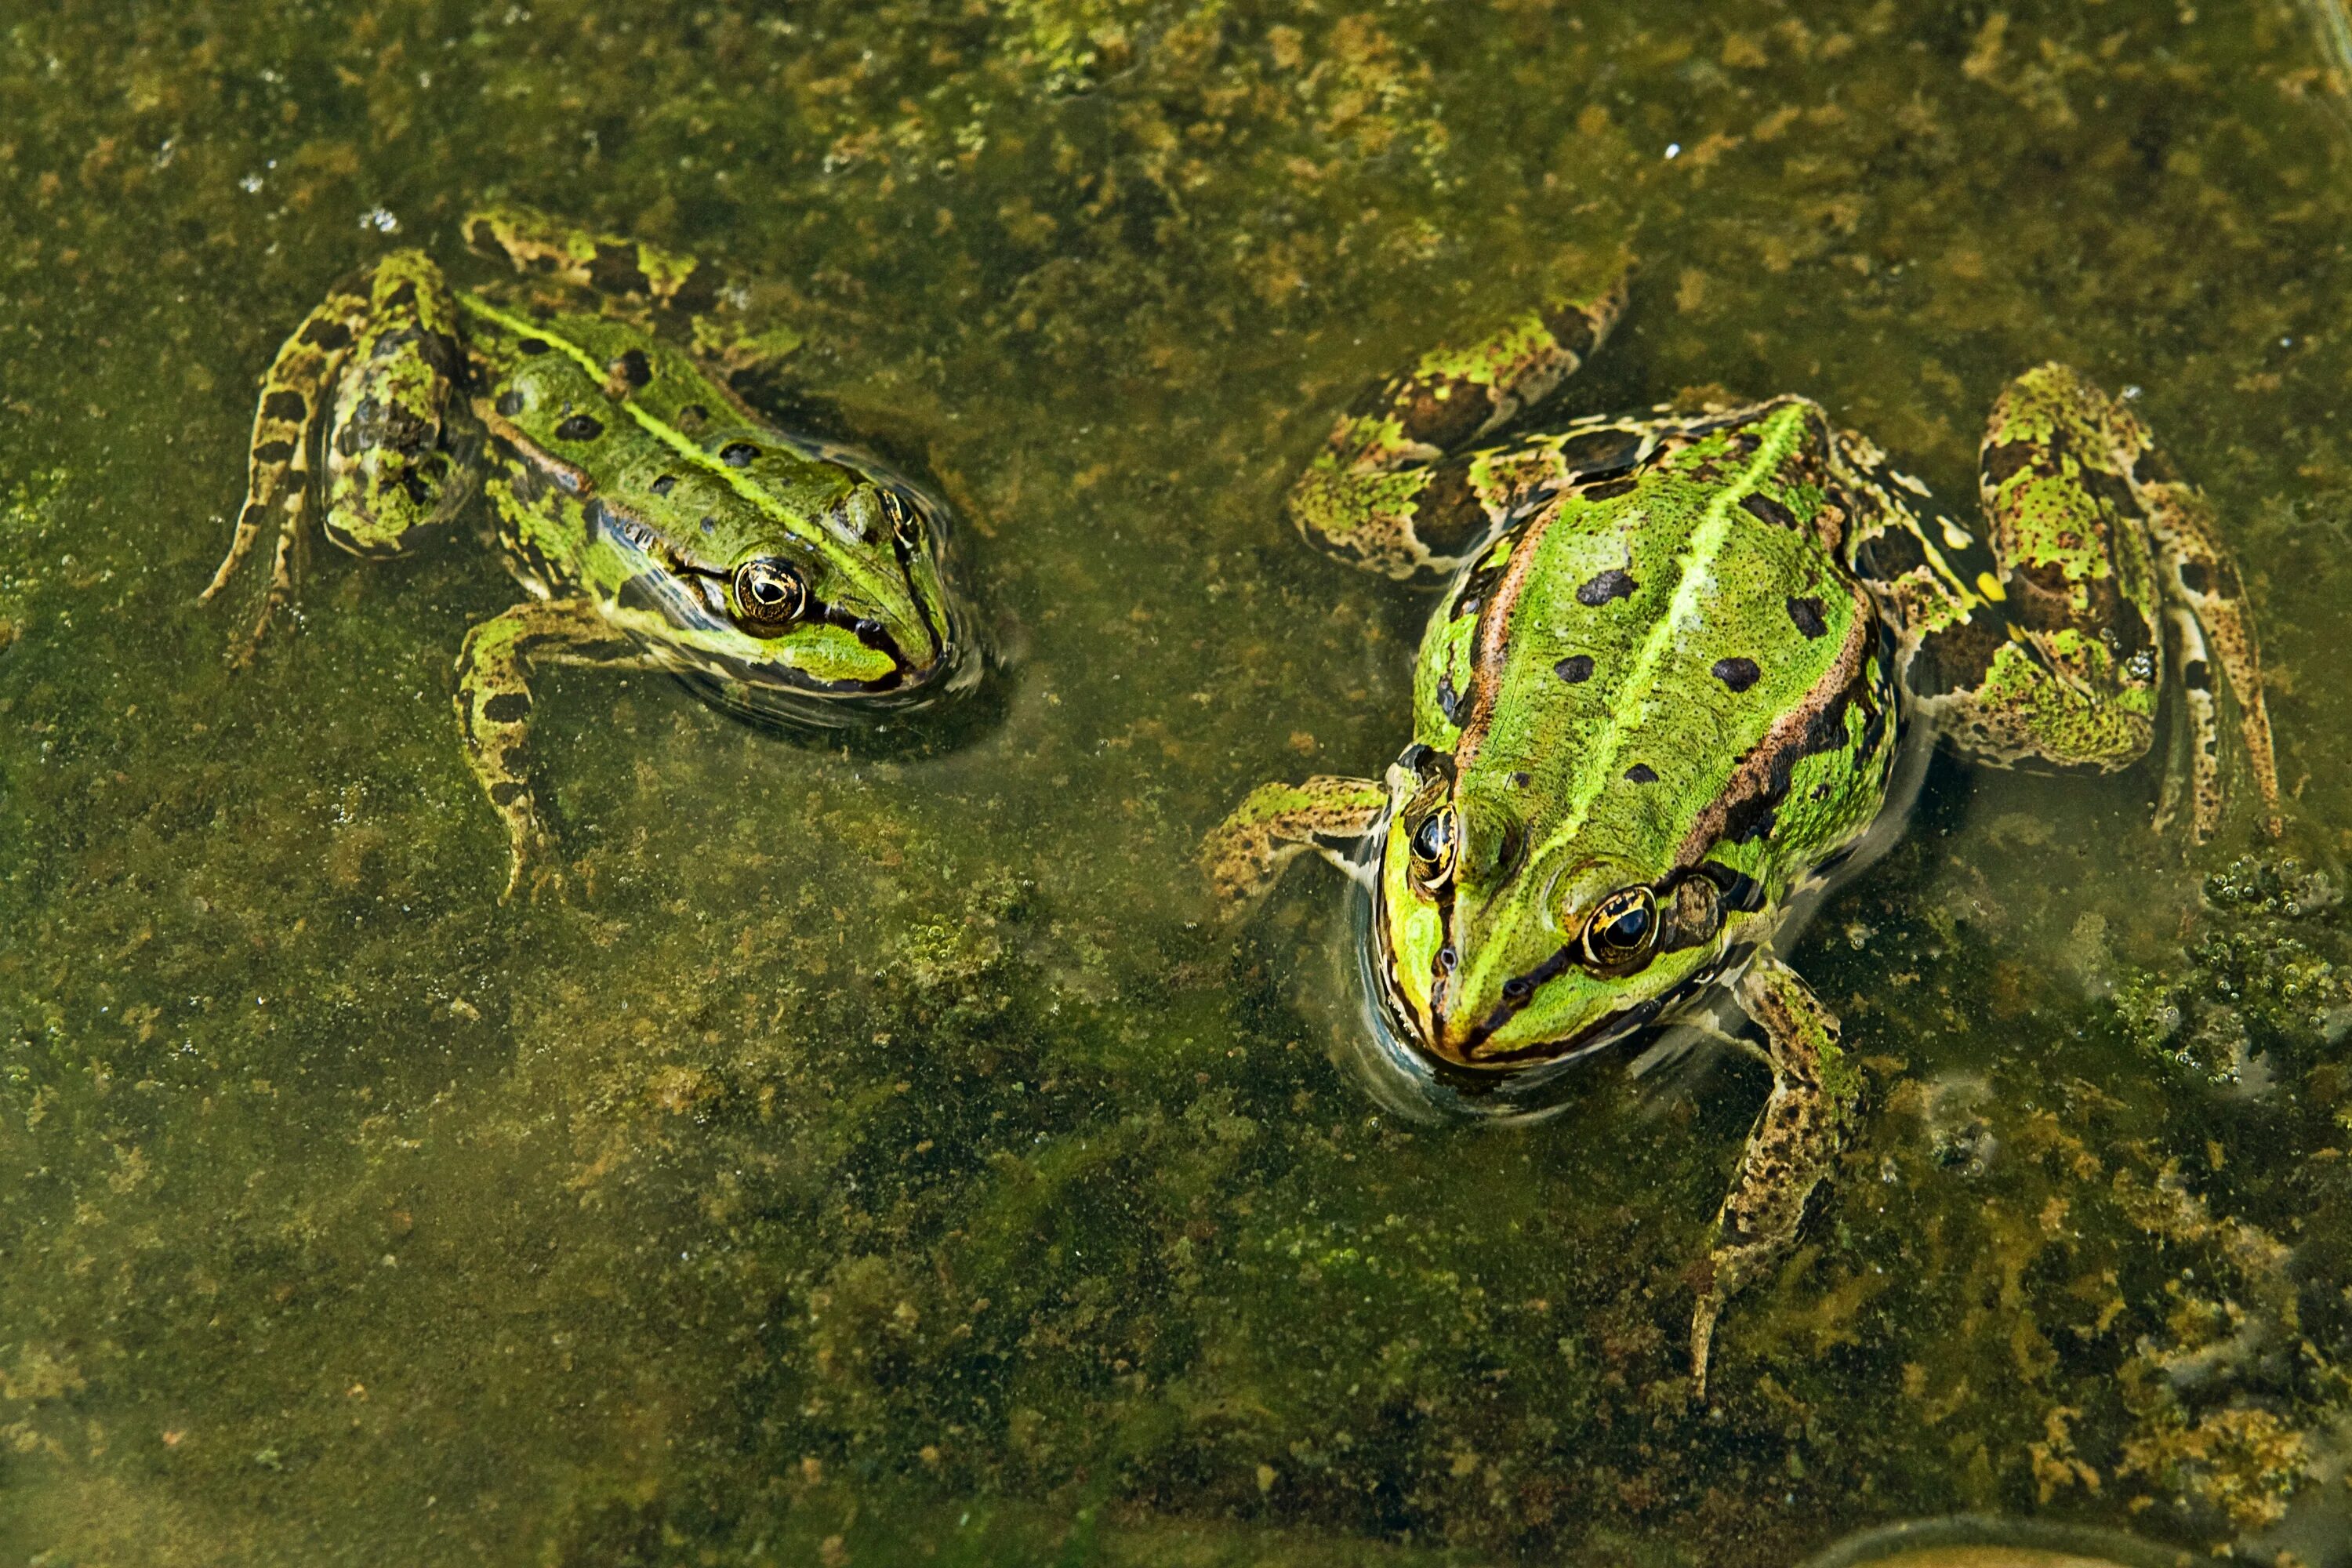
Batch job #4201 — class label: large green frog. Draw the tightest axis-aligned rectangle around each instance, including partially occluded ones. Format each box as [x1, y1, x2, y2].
[202, 208, 979, 898]
[1204, 267, 2281, 1395]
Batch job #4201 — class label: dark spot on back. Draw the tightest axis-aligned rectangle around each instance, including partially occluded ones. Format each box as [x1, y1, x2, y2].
[672, 263, 720, 315]
[1557, 426, 1642, 478]
[588, 242, 655, 298]
[720, 441, 758, 467]
[2183, 658, 2213, 692]
[495, 390, 524, 418]
[615, 348, 653, 388]
[1907, 615, 2005, 698]
[1581, 477, 1639, 502]
[1624, 763, 1658, 783]
[1511, 771, 1531, 788]
[1540, 303, 1598, 359]
[253, 439, 295, 463]
[1980, 441, 2035, 487]
[301, 319, 352, 351]
[650, 474, 677, 496]
[1395, 374, 1496, 451]
[1711, 656, 1762, 692]
[1786, 595, 1828, 638]
[516, 337, 550, 356]
[2178, 560, 2212, 596]
[555, 414, 604, 442]
[1854, 524, 1928, 583]
[1576, 569, 1636, 606]
[678, 404, 709, 426]
[1555, 654, 1595, 684]
[482, 692, 532, 724]
[1404, 459, 1490, 557]
[262, 390, 307, 422]
[1436, 673, 1462, 724]
[1740, 491, 1797, 528]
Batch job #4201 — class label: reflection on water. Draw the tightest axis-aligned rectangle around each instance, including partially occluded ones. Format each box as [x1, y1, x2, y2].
[5, 2, 2352, 1563]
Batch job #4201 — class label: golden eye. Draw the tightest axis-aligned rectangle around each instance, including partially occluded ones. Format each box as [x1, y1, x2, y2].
[1406, 805, 1457, 895]
[731, 557, 807, 634]
[1581, 887, 1658, 968]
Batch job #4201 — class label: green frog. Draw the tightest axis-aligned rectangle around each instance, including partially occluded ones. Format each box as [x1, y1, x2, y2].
[201, 207, 980, 898]
[1203, 266, 2281, 1396]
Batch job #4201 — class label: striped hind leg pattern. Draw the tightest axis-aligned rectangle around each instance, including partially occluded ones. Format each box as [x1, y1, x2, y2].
[201, 284, 373, 662]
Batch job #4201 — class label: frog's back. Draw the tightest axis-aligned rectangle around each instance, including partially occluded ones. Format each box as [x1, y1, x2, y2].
[1423, 399, 1902, 914]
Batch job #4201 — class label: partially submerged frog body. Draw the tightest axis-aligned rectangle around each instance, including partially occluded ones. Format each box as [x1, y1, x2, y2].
[1206, 267, 2281, 1396]
[203, 208, 979, 898]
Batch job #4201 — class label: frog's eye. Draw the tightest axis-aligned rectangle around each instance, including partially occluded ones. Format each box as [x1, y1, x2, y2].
[881, 490, 922, 550]
[731, 558, 808, 635]
[1406, 806, 1458, 894]
[1581, 887, 1658, 969]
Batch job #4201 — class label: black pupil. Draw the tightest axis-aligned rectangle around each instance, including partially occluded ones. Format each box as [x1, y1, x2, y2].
[1601, 904, 1650, 949]
[1414, 815, 1449, 862]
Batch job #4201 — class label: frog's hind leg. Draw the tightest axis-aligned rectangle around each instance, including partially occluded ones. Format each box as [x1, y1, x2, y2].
[1290, 258, 1632, 580]
[1688, 956, 1860, 1401]
[455, 597, 651, 902]
[2140, 478, 2282, 839]
[201, 282, 373, 662]
[1201, 776, 1388, 906]
[1947, 364, 2277, 840]
[464, 205, 721, 317]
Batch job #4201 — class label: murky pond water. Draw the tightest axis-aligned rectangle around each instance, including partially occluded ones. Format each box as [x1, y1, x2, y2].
[9, 2, 2352, 1563]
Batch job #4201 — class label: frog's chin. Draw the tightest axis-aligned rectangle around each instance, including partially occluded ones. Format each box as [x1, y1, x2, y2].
[641, 603, 988, 735]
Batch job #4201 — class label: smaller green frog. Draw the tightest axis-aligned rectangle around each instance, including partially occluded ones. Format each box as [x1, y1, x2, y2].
[1206, 263, 2280, 1394]
[202, 208, 980, 898]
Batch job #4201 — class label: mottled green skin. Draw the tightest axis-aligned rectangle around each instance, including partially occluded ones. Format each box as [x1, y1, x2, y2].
[1204, 273, 2281, 1393]
[1378, 401, 1897, 1062]
[203, 208, 979, 897]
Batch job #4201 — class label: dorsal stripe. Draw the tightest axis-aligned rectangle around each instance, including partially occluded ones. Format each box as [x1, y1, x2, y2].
[1459, 402, 1812, 1007]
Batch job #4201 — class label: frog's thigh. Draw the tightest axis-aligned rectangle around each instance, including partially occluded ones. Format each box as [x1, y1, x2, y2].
[453, 597, 647, 901]
[202, 281, 376, 660]
[1201, 776, 1387, 905]
[320, 252, 476, 560]
[1689, 956, 1858, 1399]
[1290, 257, 1632, 580]
[1875, 368, 2159, 779]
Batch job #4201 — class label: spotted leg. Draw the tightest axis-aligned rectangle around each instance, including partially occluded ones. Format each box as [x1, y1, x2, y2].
[1688, 955, 1859, 1400]
[1289, 259, 1632, 580]
[1200, 776, 1389, 906]
[454, 597, 652, 902]
[202, 252, 474, 662]
[1854, 365, 2279, 841]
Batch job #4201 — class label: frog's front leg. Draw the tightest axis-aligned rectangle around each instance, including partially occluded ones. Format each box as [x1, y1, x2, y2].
[1200, 776, 1388, 905]
[1688, 956, 1859, 1400]
[1290, 260, 1631, 580]
[202, 252, 473, 662]
[454, 597, 650, 902]
[1861, 365, 2279, 840]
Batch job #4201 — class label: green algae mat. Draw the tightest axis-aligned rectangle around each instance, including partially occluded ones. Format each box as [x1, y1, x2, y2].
[8, 2, 2352, 1563]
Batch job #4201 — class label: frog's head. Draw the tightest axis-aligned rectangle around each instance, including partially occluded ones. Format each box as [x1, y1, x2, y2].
[1370, 746, 1738, 1071]
[596, 466, 978, 728]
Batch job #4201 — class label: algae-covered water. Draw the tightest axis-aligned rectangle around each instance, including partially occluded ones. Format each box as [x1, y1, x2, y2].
[8, 2, 2352, 1563]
